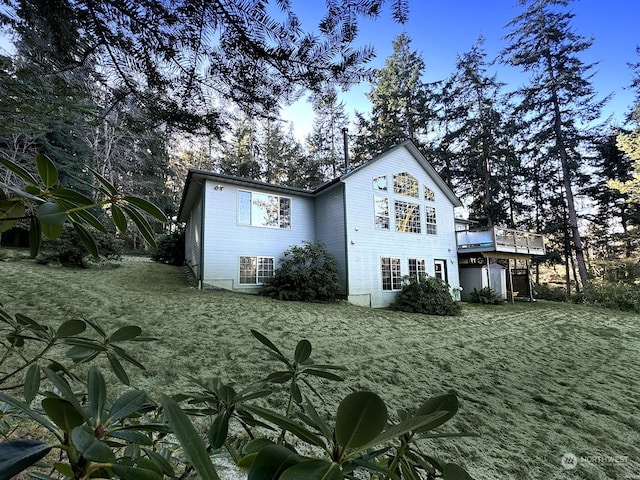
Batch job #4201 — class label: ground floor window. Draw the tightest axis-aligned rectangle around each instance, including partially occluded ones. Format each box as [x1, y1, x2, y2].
[239, 256, 274, 284]
[434, 259, 447, 283]
[408, 258, 426, 279]
[381, 257, 402, 290]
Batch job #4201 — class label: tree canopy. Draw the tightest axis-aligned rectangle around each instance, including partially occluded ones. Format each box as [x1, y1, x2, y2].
[1, 0, 409, 135]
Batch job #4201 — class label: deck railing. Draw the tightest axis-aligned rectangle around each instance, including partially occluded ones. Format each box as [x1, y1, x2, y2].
[456, 227, 545, 255]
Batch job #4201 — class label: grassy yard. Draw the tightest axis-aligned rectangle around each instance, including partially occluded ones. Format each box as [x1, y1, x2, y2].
[1, 255, 639, 480]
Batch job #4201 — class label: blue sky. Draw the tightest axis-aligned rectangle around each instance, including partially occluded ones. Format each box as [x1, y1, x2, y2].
[281, 0, 640, 140]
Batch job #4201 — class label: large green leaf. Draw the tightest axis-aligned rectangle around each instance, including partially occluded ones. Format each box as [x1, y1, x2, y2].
[250, 330, 287, 362]
[0, 199, 25, 233]
[111, 203, 128, 233]
[0, 392, 57, 434]
[50, 187, 94, 205]
[0, 439, 51, 479]
[42, 368, 86, 419]
[160, 395, 221, 480]
[108, 390, 147, 424]
[111, 463, 163, 480]
[56, 319, 87, 338]
[442, 463, 474, 480]
[414, 393, 458, 433]
[40, 222, 63, 240]
[72, 222, 99, 258]
[107, 352, 130, 386]
[294, 339, 312, 364]
[123, 196, 168, 222]
[248, 444, 300, 480]
[36, 202, 67, 226]
[23, 363, 40, 404]
[70, 208, 108, 233]
[71, 425, 115, 462]
[41, 397, 84, 433]
[29, 216, 41, 258]
[109, 325, 142, 342]
[302, 369, 344, 382]
[121, 204, 158, 248]
[0, 156, 38, 184]
[335, 392, 387, 450]
[35, 154, 58, 188]
[244, 404, 326, 448]
[88, 367, 107, 425]
[89, 167, 118, 196]
[142, 447, 176, 478]
[208, 412, 230, 450]
[280, 459, 343, 480]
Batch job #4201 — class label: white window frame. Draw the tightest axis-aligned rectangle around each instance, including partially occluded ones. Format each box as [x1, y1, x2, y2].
[374, 196, 390, 230]
[239, 256, 275, 285]
[395, 200, 421, 234]
[381, 257, 402, 291]
[434, 259, 447, 283]
[408, 258, 426, 279]
[425, 206, 437, 235]
[238, 190, 292, 229]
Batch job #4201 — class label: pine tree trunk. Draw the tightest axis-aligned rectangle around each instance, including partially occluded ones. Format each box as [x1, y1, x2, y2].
[545, 51, 590, 289]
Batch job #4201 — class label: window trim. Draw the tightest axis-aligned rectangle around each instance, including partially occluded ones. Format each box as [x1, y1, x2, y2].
[237, 190, 292, 230]
[381, 256, 402, 291]
[408, 258, 426, 279]
[374, 196, 390, 230]
[425, 205, 437, 235]
[394, 199, 421, 234]
[238, 255, 275, 285]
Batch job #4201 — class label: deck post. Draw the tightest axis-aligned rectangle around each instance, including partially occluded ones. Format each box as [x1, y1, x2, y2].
[508, 259, 515, 304]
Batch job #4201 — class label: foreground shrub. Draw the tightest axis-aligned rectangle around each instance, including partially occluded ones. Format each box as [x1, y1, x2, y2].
[262, 241, 341, 302]
[534, 283, 568, 302]
[41, 224, 123, 267]
[469, 287, 505, 305]
[151, 228, 185, 265]
[577, 281, 640, 313]
[391, 275, 461, 316]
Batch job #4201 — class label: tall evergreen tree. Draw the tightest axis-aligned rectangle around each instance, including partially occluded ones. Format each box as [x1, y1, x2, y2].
[218, 116, 261, 179]
[352, 33, 432, 164]
[307, 88, 349, 178]
[501, 0, 606, 289]
[437, 37, 521, 226]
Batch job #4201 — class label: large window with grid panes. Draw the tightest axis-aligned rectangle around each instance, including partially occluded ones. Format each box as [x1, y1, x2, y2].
[239, 256, 274, 285]
[373, 173, 437, 235]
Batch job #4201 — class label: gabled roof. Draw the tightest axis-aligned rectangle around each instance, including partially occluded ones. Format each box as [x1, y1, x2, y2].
[335, 140, 463, 207]
[177, 140, 462, 221]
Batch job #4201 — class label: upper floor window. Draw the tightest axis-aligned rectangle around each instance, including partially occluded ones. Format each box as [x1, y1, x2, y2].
[425, 206, 437, 235]
[424, 187, 435, 202]
[393, 172, 418, 198]
[373, 175, 388, 191]
[238, 191, 291, 229]
[374, 196, 390, 230]
[395, 200, 421, 234]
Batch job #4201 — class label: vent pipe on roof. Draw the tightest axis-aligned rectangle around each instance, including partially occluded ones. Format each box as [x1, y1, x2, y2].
[342, 127, 350, 174]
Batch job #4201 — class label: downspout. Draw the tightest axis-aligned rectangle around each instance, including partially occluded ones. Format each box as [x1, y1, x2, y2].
[199, 184, 206, 289]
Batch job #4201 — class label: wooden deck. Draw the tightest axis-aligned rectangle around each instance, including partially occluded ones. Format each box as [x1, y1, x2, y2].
[456, 227, 545, 256]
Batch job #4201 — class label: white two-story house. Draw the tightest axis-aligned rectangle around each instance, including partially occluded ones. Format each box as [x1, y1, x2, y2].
[177, 140, 465, 308]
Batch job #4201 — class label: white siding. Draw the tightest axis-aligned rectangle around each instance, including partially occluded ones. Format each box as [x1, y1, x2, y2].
[315, 184, 347, 295]
[184, 188, 202, 282]
[201, 180, 315, 291]
[343, 146, 460, 308]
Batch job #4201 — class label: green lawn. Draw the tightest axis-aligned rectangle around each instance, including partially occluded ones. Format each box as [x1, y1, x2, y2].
[2, 256, 639, 480]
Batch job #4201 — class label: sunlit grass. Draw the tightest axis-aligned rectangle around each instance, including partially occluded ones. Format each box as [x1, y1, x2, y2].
[2, 255, 639, 479]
